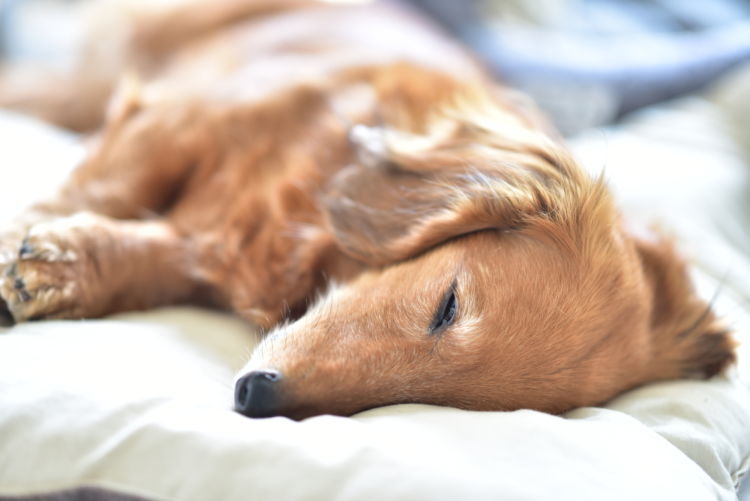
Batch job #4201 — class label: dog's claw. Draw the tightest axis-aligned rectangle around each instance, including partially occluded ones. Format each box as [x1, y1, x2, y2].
[18, 288, 31, 303]
[12, 276, 32, 303]
[16, 237, 75, 263]
[18, 240, 33, 258]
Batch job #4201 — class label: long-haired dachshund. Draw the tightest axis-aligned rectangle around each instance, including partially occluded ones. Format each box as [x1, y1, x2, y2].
[0, 0, 735, 419]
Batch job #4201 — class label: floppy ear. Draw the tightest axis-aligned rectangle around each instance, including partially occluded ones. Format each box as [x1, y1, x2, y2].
[323, 118, 581, 266]
[635, 236, 736, 379]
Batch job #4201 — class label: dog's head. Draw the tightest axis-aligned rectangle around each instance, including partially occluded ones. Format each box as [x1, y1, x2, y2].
[234, 88, 735, 419]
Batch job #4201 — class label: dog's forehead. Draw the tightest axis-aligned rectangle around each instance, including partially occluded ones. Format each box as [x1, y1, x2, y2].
[343, 231, 520, 293]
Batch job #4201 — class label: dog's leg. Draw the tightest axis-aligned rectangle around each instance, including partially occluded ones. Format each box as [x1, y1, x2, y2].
[0, 212, 210, 322]
[0, 65, 114, 132]
[0, 0, 316, 132]
[0, 102, 210, 322]
[129, 0, 317, 57]
[1, 100, 205, 242]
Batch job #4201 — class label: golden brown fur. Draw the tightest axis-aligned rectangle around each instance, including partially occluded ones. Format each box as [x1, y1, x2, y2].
[0, 0, 735, 419]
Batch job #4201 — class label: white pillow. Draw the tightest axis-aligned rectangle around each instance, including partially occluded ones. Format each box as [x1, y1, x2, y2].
[0, 309, 747, 501]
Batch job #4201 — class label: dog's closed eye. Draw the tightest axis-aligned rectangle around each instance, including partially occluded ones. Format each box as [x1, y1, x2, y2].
[429, 280, 458, 335]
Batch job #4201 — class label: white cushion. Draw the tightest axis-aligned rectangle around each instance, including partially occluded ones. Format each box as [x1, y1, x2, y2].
[0, 309, 747, 501]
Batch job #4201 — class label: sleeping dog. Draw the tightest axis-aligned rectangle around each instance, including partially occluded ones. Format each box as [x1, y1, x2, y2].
[0, 0, 735, 419]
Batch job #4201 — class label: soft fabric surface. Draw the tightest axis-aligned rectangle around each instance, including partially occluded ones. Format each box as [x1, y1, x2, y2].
[0, 310, 747, 501]
[406, 0, 750, 134]
[1, 68, 750, 499]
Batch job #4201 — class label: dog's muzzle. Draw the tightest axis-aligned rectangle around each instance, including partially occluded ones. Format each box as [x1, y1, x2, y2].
[234, 369, 283, 418]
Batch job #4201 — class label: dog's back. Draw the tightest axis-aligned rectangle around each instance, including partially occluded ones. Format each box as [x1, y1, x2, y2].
[1, 1, 483, 131]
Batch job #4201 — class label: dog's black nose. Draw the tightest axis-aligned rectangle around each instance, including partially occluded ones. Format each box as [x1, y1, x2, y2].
[234, 370, 283, 418]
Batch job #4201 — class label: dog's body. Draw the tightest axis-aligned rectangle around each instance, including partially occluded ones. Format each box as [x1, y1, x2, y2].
[0, 0, 736, 419]
[1, 0, 485, 325]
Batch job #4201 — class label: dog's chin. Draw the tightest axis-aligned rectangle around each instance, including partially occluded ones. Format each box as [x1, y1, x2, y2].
[268, 404, 379, 421]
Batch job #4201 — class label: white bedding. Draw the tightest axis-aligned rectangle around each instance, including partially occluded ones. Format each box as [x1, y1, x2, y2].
[1, 68, 750, 500]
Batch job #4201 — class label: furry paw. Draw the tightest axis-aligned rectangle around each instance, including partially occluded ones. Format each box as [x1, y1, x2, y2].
[0, 214, 100, 322]
[0, 244, 82, 322]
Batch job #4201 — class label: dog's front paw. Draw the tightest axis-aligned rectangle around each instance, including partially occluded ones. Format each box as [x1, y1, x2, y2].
[0, 214, 102, 322]
[0, 243, 82, 323]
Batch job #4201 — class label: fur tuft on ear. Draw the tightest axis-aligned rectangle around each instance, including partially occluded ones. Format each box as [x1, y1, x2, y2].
[636, 237, 736, 380]
[106, 72, 144, 124]
[323, 159, 547, 265]
[323, 86, 603, 266]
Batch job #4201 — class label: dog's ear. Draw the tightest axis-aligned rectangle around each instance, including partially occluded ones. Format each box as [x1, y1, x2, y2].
[634, 236, 736, 380]
[323, 109, 586, 266]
